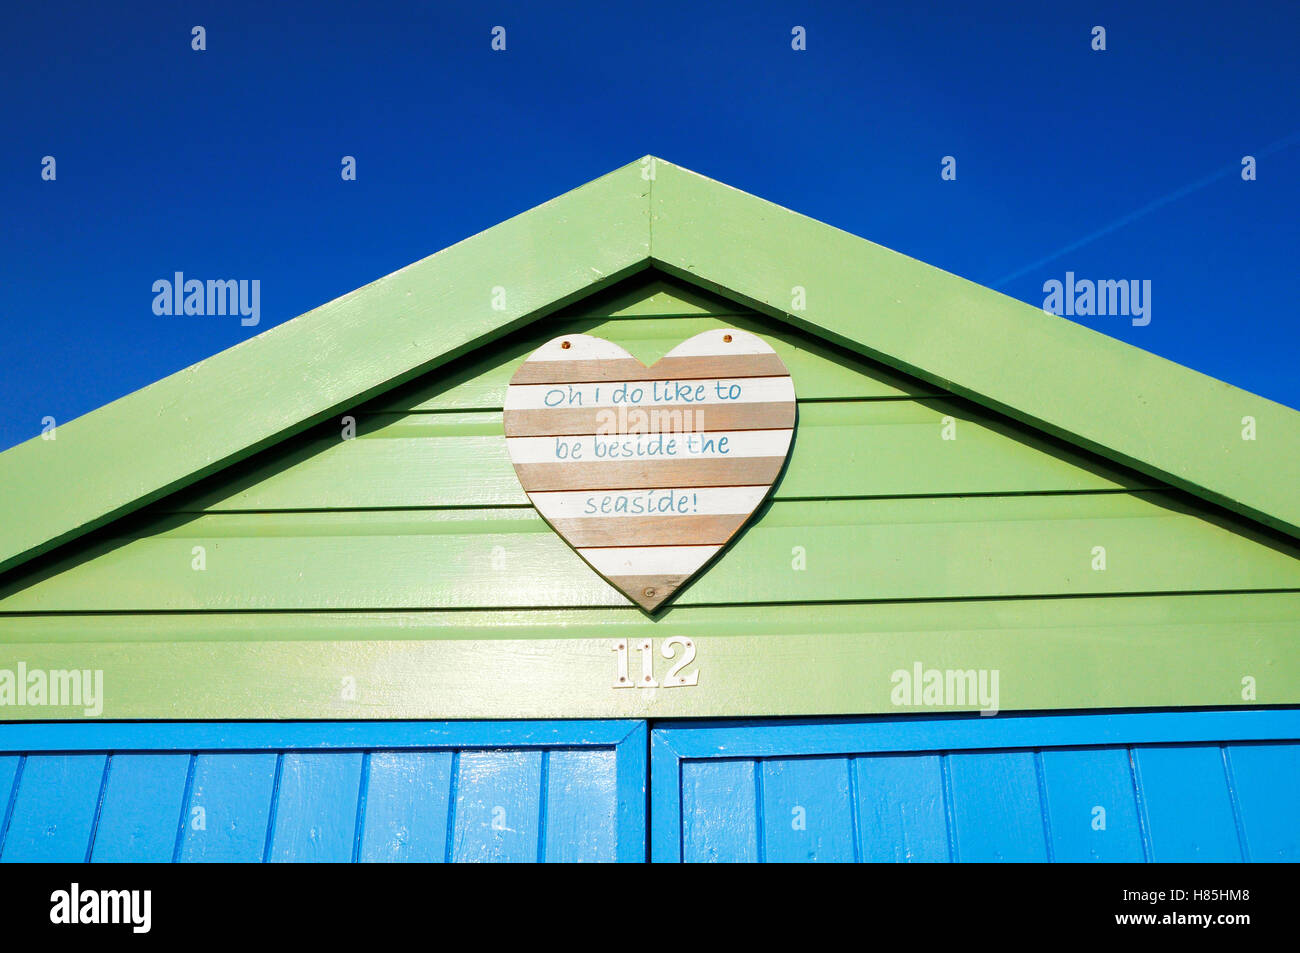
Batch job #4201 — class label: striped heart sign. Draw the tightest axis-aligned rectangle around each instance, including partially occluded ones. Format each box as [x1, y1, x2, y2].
[504, 329, 795, 611]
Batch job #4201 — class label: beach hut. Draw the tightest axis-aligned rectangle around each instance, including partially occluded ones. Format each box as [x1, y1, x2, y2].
[1, 157, 1296, 862]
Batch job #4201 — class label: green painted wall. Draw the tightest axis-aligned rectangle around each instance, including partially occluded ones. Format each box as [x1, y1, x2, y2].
[1, 272, 1297, 718]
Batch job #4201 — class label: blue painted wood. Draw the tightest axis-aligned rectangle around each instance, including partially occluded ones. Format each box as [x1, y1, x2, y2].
[268, 752, 365, 862]
[544, 749, 618, 862]
[760, 757, 855, 862]
[1, 714, 1293, 863]
[1133, 745, 1243, 862]
[614, 722, 648, 863]
[681, 760, 758, 863]
[947, 751, 1049, 861]
[1226, 743, 1300, 861]
[0, 721, 643, 863]
[177, 753, 279, 862]
[650, 730, 684, 863]
[450, 750, 543, 862]
[853, 753, 949, 862]
[90, 753, 191, 862]
[1, 754, 106, 862]
[0, 756, 22, 857]
[652, 709, 1300, 759]
[1039, 748, 1145, 862]
[358, 751, 453, 862]
[0, 719, 634, 752]
[654, 710, 1300, 863]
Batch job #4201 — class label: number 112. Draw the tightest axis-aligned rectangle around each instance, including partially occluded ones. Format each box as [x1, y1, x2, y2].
[611, 637, 699, 688]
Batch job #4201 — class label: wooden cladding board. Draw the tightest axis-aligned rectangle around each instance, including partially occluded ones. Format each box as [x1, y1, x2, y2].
[504, 329, 796, 610]
[155, 401, 1152, 513]
[0, 590, 1294, 717]
[1, 272, 1298, 719]
[0, 595, 1296, 718]
[4, 494, 1300, 612]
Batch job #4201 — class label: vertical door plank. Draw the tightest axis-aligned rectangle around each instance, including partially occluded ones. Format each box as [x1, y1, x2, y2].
[947, 750, 1049, 861]
[451, 750, 543, 862]
[1223, 743, 1300, 861]
[0, 756, 19, 859]
[615, 723, 648, 863]
[760, 757, 855, 862]
[1039, 748, 1145, 861]
[178, 753, 279, 862]
[1, 754, 106, 862]
[1132, 745, 1241, 861]
[853, 753, 950, 862]
[90, 753, 191, 862]
[650, 730, 684, 863]
[681, 759, 757, 862]
[543, 749, 618, 862]
[268, 752, 364, 862]
[359, 751, 453, 863]
[0, 756, 19, 816]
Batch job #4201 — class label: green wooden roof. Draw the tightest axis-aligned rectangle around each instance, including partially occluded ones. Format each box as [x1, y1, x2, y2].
[2, 156, 1297, 578]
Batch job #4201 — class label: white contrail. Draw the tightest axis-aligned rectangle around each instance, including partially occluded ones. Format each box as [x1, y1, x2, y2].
[991, 131, 1299, 289]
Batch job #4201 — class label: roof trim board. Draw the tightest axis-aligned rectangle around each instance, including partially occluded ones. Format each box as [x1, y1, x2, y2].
[0, 156, 1296, 577]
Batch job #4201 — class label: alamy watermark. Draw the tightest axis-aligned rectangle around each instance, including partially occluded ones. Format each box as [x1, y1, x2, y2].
[891, 662, 1000, 715]
[50, 884, 150, 933]
[152, 271, 260, 326]
[1042, 272, 1151, 326]
[0, 661, 104, 716]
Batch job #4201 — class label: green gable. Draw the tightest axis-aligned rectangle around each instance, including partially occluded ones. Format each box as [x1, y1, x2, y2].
[1, 159, 1297, 720]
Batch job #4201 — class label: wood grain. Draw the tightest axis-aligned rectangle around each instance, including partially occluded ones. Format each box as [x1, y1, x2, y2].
[549, 514, 748, 547]
[510, 457, 788, 492]
[604, 575, 690, 611]
[503, 402, 795, 437]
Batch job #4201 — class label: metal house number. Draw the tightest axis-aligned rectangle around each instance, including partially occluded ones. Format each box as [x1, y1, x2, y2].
[611, 637, 699, 689]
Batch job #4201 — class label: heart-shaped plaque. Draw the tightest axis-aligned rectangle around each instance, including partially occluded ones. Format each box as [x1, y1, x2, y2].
[504, 329, 795, 611]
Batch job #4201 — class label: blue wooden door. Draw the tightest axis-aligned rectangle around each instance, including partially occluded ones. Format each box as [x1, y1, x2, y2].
[0, 721, 645, 862]
[5, 710, 1297, 862]
[651, 709, 1300, 862]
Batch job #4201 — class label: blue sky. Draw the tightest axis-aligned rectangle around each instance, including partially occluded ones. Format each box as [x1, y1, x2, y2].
[2, 0, 1296, 451]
